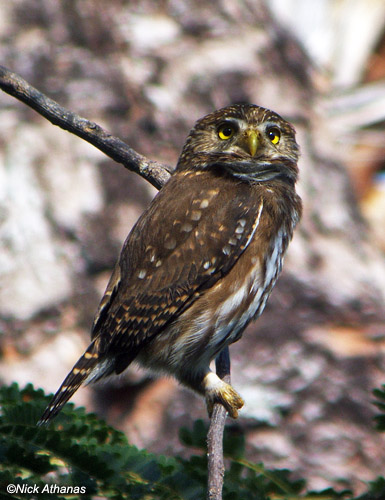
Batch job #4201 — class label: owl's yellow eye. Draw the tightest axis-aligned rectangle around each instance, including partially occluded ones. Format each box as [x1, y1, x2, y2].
[267, 127, 281, 145]
[218, 124, 235, 140]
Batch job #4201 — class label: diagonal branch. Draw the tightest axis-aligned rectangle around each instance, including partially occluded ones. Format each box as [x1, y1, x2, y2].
[0, 65, 171, 190]
[0, 64, 230, 499]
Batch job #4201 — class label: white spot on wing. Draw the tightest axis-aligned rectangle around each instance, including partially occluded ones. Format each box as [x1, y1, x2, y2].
[222, 245, 231, 255]
[138, 269, 147, 279]
[181, 222, 193, 232]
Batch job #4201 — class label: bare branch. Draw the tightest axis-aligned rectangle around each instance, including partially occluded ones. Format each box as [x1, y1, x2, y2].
[0, 65, 171, 190]
[207, 348, 231, 500]
[0, 65, 230, 499]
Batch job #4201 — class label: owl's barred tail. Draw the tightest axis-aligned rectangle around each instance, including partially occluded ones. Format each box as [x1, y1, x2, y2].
[38, 339, 103, 426]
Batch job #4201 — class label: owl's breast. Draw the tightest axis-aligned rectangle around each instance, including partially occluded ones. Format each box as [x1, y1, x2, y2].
[207, 224, 287, 347]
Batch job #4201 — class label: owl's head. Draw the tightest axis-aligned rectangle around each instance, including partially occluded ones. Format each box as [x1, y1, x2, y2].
[177, 104, 299, 184]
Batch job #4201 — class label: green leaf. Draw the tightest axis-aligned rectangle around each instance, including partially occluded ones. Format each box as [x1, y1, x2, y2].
[179, 419, 208, 449]
[1, 382, 384, 499]
[0, 383, 191, 499]
[353, 477, 385, 500]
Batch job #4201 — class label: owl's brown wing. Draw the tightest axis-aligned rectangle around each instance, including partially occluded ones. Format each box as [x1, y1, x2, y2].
[91, 169, 263, 369]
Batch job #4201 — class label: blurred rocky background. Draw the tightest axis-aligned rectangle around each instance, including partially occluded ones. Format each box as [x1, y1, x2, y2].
[0, 0, 385, 493]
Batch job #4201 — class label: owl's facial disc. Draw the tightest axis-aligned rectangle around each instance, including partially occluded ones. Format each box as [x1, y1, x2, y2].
[236, 124, 282, 158]
[217, 120, 261, 157]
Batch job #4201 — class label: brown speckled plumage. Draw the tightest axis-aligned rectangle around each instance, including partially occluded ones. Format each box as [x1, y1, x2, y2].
[39, 104, 302, 424]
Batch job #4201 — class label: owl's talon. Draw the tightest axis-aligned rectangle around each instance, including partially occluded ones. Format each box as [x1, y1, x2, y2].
[204, 373, 244, 419]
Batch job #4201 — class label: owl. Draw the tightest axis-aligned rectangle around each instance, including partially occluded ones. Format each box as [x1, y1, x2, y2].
[39, 104, 302, 424]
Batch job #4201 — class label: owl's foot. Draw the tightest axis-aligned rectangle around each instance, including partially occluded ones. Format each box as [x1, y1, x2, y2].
[203, 372, 244, 419]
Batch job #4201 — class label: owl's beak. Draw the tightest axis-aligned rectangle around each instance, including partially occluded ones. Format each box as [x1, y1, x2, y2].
[246, 129, 259, 156]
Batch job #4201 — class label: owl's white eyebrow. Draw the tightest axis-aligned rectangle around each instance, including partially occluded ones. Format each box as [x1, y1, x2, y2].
[263, 120, 281, 129]
[217, 118, 241, 128]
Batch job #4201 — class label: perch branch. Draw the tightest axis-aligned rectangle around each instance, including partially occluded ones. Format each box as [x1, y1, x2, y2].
[0, 65, 230, 499]
[0, 65, 171, 190]
[207, 349, 231, 500]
